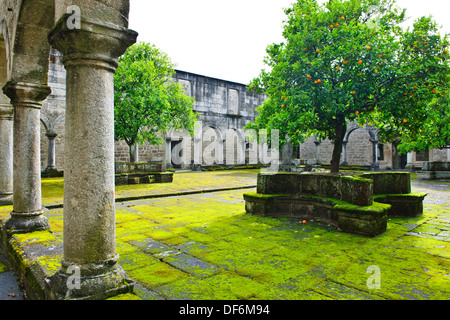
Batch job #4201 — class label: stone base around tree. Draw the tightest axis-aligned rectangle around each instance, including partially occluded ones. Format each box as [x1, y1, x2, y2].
[244, 172, 426, 237]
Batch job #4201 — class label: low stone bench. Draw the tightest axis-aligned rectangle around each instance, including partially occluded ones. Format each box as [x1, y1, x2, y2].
[244, 172, 426, 237]
[417, 162, 450, 181]
[358, 172, 426, 217]
[115, 172, 173, 186]
[114, 161, 173, 186]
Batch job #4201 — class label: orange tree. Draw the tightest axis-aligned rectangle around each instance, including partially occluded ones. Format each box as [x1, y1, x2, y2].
[247, 0, 449, 173]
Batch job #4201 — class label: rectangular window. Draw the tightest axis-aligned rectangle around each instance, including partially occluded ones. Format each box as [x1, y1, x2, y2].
[416, 149, 429, 162]
[377, 144, 385, 161]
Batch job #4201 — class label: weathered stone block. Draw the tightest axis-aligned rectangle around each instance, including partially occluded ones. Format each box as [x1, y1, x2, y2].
[128, 177, 140, 185]
[374, 193, 427, 217]
[360, 172, 410, 195]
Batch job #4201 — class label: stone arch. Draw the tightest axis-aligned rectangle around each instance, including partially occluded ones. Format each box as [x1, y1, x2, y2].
[202, 124, 224, 166]
[10, 0, 55, 85]
[342, 124, 379, 169]
[165, 126, 193, 169]
[40, 116, 49, 132]
[0, 19, 11, 83]
[224, 128, 246, 165]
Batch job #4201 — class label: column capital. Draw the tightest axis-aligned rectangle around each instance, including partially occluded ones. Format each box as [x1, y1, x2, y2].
[45, 131, 58, 139]
[48, 14, 138, 71]
[2, 82, 51, 109]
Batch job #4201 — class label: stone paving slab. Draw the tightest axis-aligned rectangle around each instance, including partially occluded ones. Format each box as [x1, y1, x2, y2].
[0, 171, 449, 301]
[0, 247, 24, 300]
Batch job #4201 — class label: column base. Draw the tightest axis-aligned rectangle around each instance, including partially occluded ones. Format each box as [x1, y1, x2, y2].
[0, 193, 13, 206]
[48, 258, 134, 300]
[5, 210, 51, 235]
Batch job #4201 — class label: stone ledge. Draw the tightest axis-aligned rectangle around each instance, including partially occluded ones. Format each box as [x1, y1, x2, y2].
[417, 171, 450, 181]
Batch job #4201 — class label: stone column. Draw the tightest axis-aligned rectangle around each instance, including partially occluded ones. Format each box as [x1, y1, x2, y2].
[48, 15, 137, 300]
[405, 152, 415, 172]
[0, 103, 13, 206]
[45, 132, 58, 171]
[314, 140, 321, 165]
[341, 141, 348, 166]
[165, 138, 172, 168]
[3, 82, 51, 234]
[370, 138, 380, 171]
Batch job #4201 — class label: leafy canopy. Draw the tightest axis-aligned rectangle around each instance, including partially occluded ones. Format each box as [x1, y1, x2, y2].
[114, 42, 197, 148]
[247, 0, 450, 163]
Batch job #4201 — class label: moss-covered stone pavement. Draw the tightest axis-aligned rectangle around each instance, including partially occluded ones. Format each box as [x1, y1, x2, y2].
[0, 169, 449, 300]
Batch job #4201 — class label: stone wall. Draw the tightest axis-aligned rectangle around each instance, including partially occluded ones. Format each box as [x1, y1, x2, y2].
[39, 50, 449, 172]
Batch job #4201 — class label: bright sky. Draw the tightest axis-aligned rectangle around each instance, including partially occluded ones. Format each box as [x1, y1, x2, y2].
[129, 0, 450, 84]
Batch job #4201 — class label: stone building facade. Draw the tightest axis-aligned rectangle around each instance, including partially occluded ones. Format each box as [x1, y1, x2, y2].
[39, 49, 449, 173]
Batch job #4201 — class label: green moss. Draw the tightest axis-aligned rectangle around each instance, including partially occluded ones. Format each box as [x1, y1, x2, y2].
[374, 192, 427, 198]
[335, 201, 391, 213]
[0, 262, 9, 273]
[107, 293, 142, 300]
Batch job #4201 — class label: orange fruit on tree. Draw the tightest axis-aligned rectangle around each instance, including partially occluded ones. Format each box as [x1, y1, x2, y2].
[444, 50, 448, 54]
[341, 16, 345, 20]
[335, 23, 340, 27]
[307, 74, 312, 79]
[285, 97, 288, 101]
[336, 66, 341, 71]
[432, 89, 436, 93]
[351, 91, 356, 95]
[316, 49, 320, 53]
[378, 54, 383, 58]
[423, 42, 427, 45]
[366, 46, 371, 50]
[343, 60, 348, 64]
[355, 111, 359, 114]
[403, 119, 407, 123]
[330, 25, 334, 28]
[282, 105, 285, 108]
[358, 60, 363, 64]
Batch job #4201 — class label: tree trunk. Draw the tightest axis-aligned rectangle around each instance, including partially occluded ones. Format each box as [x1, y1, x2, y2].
[330, 122, 346, 174]
[129, 143, 139, 163]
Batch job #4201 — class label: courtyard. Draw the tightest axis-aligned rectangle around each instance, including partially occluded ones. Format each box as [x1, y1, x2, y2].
[0, 169, 449, 301]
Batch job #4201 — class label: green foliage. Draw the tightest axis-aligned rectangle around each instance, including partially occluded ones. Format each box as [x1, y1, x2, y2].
[396, 92, 450, 153]
[247, 0, 450, 170]
[114, 42, 197, 149]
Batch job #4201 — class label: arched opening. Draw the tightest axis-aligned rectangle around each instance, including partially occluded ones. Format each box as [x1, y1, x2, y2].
[346, 127, 372, 166]
[202, 125, 224, 166]
[224, 129, 245, 165]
